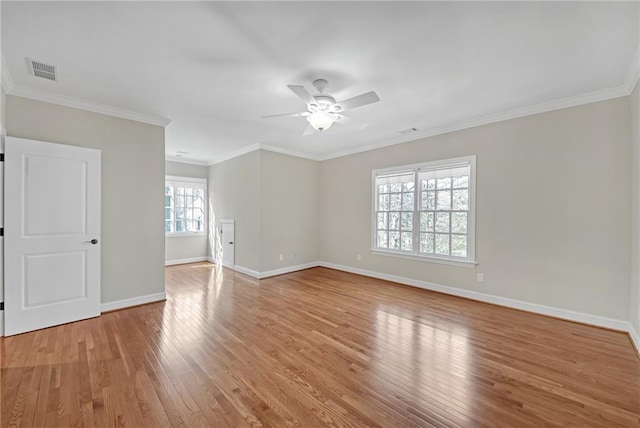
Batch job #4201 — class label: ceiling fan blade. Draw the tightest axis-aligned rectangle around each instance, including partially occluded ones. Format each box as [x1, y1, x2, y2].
[303, 124, 316, 136]
[336, 91, 380, 111]
[288, 85, 315, 104]
[261, 111, 309, 119]
[336, 114, 369, 130]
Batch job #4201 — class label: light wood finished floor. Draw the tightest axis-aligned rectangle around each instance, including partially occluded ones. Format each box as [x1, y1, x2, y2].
[2, 263, 639, 427]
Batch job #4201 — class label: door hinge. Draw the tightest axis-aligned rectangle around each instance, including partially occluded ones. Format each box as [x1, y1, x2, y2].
[0, 228, 4, 237]
[0, 153, 4, 162]
[0, 302, 4, 311]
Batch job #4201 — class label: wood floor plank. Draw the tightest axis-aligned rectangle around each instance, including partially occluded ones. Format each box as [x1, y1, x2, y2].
[2, 263, 639, 427]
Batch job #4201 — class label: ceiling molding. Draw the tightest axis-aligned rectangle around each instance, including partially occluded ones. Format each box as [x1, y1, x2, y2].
[208, 143, 261, 166]
[624, 45, 640, 94]
[165, 156, 209, 166]
[1, 55, 15, 93]
[258, 144, 320, 162]
[7, 84, 171, 127]
[316, 84, 631, 162]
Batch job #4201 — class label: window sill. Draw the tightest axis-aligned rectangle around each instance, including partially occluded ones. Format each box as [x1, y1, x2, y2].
[166, 233, 207, 238]
[370, 249, 477, 268]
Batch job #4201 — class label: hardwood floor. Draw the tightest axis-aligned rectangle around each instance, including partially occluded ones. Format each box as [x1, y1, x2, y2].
[2, 263, 639, 427]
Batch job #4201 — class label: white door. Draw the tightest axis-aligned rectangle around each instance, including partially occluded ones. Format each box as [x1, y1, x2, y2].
[220, 220, 234, 268]
[5, 137, 101, 336]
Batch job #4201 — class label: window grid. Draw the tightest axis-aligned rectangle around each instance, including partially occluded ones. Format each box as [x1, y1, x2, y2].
[372, 157, 475, 264]
[165, 177, 207, 235]
[417, 176, 469, 258]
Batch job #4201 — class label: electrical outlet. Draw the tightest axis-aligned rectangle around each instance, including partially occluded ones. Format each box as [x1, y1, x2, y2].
[476, 273, 484, 283]
[279, 254, 283, 262]
[357, 254, 362, 261]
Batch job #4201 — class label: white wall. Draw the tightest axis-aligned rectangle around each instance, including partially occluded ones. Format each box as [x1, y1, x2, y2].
[260, 150, 319, 272]
[6, 95, 166, 305]
[165, 161, 209, 264]
[320, 97, 631, 321]
[208, 150, 261, 271]
[631, 82, 640, 336]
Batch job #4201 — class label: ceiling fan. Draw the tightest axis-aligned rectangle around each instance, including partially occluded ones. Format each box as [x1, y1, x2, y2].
[262, 79, 380, 136]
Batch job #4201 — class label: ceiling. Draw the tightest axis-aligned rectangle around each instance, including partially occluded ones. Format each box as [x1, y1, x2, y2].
[2, 1, 639, 164]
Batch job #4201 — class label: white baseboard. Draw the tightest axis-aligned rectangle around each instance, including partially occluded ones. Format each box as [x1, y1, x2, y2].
[629, 323, 640, 355]
[260, 262, 319, 279]
[207, 256, 215, 263]
[232, 264, 261, 278]
[231, 262, 320, 279]
[318, 261, 629, 332]
[101, 292, 166, 313]
[165, 256, 209, 266]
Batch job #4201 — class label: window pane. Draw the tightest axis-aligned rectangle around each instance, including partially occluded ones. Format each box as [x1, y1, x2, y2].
[164, 207, 171, 220]
[390, 183, 402, 193]
[435, 234, 450, 255]
[420, 212, 434, 232]
[402, 192, 414, 211]
[378, 183, 389, 193]
[451, 212, 467, 234]
[401, 212, 413, 230]
[377, 231, 388, 248]
[185, 187, 193, 196]
[401, 232, 413, 251]
[402, 181, 415, 192]
[377, 212, 387, 229]
[165, 221, 172, 232]
[436, 190, 451, 210]
[453, 176, 468, 189]
[176, 187, 184, 196]
[452, 189, 469, 211]
[421, 191, 435, 210]
[389, 232, 400, 249]
[390, 194, 401, 211]
[389, 212, 400, 230]
[176, 220, 184, 232]
[165, 186, 171, 194]
[421, 179, 436, 190]
[165, 195, 171, 207]
[378, 194, 389, 211]
[437, 177, 451, 189]
[420, 233, 434, 253]
[451, 235, 467, 257]
[435, 212, 450, 233]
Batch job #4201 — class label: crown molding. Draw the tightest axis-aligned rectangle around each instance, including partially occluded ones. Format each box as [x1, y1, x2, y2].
[258, 143, 320, 161]
[208, 143, 261, 166]
[624, 45, 640, 95]
[7, 84, 170, 127]
[165, 155, 209, 166]
[316, 84, 631, 161]
[1, 55, 15, 93]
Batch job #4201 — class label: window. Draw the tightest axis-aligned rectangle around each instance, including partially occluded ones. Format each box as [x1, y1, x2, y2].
[372, 156, 476, 266]
[165, 176, 207, 235]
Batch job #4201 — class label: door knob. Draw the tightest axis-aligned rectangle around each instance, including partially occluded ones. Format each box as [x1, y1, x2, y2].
[85, 239, 98, 244]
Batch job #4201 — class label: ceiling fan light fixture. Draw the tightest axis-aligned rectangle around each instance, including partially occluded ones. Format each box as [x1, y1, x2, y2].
[307, 111, 337, 131]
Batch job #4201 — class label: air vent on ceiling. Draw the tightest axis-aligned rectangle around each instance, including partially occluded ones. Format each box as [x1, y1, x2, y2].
[27, 58, 56, 81]
[399, 127, 418, 135]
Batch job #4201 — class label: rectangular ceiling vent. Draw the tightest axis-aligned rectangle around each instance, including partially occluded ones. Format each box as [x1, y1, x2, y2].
[27, 58, 57, 81]
[399, 127, 419, 135]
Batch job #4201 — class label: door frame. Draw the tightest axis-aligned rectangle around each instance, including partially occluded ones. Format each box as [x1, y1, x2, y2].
[220, 219, 235, 268]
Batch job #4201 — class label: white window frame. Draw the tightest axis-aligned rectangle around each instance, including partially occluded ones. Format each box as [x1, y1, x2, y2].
[165, 175, 207, 238]
[370, 155, 477, 267]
